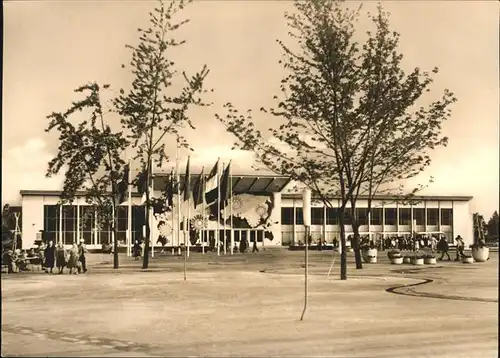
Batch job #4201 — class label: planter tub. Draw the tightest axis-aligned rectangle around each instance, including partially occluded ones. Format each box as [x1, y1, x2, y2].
[390, 257, 403, 265]
[472, 247, 489, 262]
[462, 257, 474, 264]
[366, 256, 377, 264]
[424, 257, 437, 265]
[411, 258, 424, 266]
[403, 257, 412, 264]
[362, 249, 378, 262]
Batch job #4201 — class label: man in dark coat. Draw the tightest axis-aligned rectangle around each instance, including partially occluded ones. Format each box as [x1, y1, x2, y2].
[437, 237, 451, 261]
[78, 239, 88, 273]
[44, 240, 56, 273]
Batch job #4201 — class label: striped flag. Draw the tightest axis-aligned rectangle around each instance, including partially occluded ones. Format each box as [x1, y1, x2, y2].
[183, 157, 191, 201]
[192, 167, 205, 209]
[116, 163, 130, 204]
[220, 161, 232, 206]
[204, 159, 219, 205]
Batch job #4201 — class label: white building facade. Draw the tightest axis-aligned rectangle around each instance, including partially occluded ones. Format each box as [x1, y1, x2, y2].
[19, 175, 474, 250]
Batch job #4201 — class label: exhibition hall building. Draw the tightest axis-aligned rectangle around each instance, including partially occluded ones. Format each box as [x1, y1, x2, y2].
[19, 172, 473, 250]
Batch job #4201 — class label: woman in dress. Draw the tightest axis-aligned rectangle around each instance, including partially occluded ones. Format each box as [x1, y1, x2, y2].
[44, 241, 56, 274]
[66, 243, 80, 274]
[55, 243, 67, 274]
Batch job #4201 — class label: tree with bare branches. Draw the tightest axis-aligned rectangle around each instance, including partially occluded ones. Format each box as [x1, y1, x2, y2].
[217, 0, 457, 279]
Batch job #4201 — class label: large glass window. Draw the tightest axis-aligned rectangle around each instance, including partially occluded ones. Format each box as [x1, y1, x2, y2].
[370, 208, 383, 225]
[441, 208, 453, 226]
[427, 208, 439, 226]
[296, 207, 304, 225]
[356, 208, 368, 225]
[62, 205, 77, 245]
[413, 208, 425, 225]
[281, 208, 294, 225]
[79, 206, 95, 245]
[399, 208, 411, 226]
[384, 208, 397, 226]
[326, 208, 338, 225]
[343, 211, 352, 225]
[311, 207, 324, 225]
[132, 205, 146, 241]
[43, 205, 60, 243]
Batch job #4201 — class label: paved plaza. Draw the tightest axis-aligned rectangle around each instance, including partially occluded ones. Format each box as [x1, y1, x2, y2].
[1, 249, 498, 357]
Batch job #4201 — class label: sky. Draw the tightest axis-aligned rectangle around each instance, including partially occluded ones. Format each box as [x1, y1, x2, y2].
[2, 0, 499, 217]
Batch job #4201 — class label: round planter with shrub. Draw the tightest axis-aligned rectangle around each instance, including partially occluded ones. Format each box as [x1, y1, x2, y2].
[471, 246, 489, 262]
[390, 256, 403, 265]
[423, 255, 437, 265]
[411, 257, 424, 265]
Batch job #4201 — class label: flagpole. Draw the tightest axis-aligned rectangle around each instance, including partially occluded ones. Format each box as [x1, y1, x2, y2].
[127, 159, 132, 257]
[176, 138, 181, 256]
[222, 162, 227, 255]
[187, 156, 191, 258]
[170, 169, 174, 255]
[230, 162, 234, 255]
[201, 167, 205, 255]
[151, 156, 155, 259]
[217, 160, 221, 257]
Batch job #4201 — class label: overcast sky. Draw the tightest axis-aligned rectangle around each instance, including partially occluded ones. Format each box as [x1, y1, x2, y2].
[2, 0, 499, 217]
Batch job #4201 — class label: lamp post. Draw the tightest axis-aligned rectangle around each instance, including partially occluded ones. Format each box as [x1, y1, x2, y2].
[300, 188, 311, 321]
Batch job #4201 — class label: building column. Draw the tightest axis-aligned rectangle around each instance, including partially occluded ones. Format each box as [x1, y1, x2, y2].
[76, 202, 80, 245]
[59, 204, 63, 245]
[382, 203, 386, 238]
[396, 202, 400, 235]
[424, 200, 428, 234]
[272, 192, 282, 246]
[438, 200, 442, 232]
[367, 210, 371, 241]
[323, 205, 327, 243]
[293, 199, 296, 245]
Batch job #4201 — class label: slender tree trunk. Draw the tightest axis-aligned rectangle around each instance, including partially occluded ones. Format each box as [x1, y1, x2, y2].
[113, 224, 119, 269]
[142, 165, 151, 269]
[339, 206, 347, 280]
[352, 222, 363, 270]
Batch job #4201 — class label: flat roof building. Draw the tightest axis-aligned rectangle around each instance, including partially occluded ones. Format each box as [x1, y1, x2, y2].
[19, 173, 473, 250]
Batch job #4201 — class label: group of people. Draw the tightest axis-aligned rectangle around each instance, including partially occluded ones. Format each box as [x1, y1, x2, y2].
[41, 239, 88, 274]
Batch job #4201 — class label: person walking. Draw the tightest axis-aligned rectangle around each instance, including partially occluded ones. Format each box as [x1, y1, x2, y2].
[55, 242, 67, 274]
[78, 239, 88, 273]
[252, 239, 259, 253]
[133, 240, 141, 260]
[437, 237, 451, 261]
[67, 243, 79, 274]
[44, 240, 56, 274]
[455, 235, 465, 261]
[430, 235, 438, 252]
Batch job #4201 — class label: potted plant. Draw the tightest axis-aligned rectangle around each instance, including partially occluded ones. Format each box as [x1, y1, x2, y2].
[470, 241, 489, 262]
[462, 253, 474, 264]
[387, 249, 401, 259]
[403, 255, 412, 264]
[411, 255, 424, 265]
[423, 254, 437, 265]
[361, 239, 377, 263]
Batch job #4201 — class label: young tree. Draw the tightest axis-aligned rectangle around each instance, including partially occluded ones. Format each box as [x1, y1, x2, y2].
[217, 0, 456, 279]
[46, 83, 129, 269]
[486, 211, 499, 243]
[114, 0, 210, 269]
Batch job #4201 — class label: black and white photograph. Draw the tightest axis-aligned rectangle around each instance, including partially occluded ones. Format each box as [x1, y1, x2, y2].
[2, 0, 498, 357]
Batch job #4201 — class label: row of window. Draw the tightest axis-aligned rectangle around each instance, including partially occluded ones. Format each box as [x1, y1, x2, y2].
[43, 205, 146, 245]
[281, 207, 453, 226]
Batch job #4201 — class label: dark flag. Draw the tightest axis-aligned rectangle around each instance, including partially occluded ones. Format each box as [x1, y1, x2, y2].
[135, 170, 148, 195]
[192, 167, 205, 209]
[220, 161, 232, 205]
[166, 169, 174, 208]
[183, 156, 191, 201]
[204, 159, 219, 205]
[116, 164, 130, 204]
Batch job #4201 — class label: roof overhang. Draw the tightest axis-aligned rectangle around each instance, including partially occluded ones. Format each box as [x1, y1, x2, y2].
[20, 190, 143, 198]
[152, 173, 292, 195]
[281, 193, 473, 202]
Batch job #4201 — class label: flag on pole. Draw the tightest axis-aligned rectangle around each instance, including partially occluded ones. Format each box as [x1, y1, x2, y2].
[205, 159, 219, 204]
[220, 161, 232, 206]
[167, 169, 174, 208]
[183, 156, 191, 201]
[116, 163, 130, 204]
[192, 167, 205, 209]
